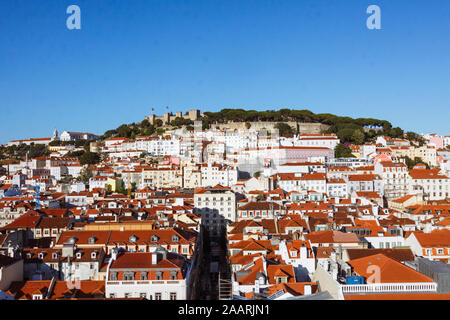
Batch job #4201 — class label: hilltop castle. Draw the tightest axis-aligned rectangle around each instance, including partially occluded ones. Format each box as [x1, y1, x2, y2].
[145, 109, 202, 125]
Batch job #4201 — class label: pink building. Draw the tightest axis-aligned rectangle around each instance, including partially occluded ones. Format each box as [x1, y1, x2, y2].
[428, 134, 444, 149]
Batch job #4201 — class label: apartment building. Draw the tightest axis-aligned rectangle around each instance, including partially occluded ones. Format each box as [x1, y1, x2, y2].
[408, 168, 450, 201]
[105, 248, 189, 300]
[194, 186, 236, 236]
[374, 161, 408, 200]
[141, 165, 183, 189]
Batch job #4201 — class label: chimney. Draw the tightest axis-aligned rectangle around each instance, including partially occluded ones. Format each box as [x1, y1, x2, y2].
[254, 278, 260, 294]
[331, 264, 338, 280]
[111, 248, 119, 261]
[304, 284, 312, 296]
[299, 243, 307, 259]
[152, 252, 158, 265]
[330, 252, 336, 262]
[372, 204, 379, 216]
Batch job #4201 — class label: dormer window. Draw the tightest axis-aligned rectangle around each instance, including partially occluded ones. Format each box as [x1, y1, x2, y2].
[150, 235, 159, 242]
[38, 252, 45, 260]
[76, 252, 82, 259]
[88, 236, 97, 244]
[129, 235, 138, 243]
[276, 276, 287, 284]
[91, 251, 97, 259]
[52, 252, 58, 259]
[171, 235, 180, 242]
[110, 271, 118, 281]
[123, 271, 135, 281]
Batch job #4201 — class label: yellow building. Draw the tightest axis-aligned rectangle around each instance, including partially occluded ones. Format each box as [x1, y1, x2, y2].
[106, 177, 123, 192]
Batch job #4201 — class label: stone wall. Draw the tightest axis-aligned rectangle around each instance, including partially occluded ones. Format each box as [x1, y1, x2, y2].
[213, 121, 329, 134]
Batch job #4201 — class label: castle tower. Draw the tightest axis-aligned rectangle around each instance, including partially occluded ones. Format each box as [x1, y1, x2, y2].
[52, 128, 59, 140]
[188, 109, 200, 121]
[148, 114, 156, 125]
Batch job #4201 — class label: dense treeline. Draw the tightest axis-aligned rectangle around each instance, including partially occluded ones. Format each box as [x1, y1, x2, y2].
[202, 108, 403, 144]
[98, 118, 164, 140]
[0, 143, 50, 161]
[96, 108, 426, 146]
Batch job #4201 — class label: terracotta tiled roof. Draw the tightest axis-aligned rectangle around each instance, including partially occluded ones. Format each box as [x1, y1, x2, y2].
[345, 248, 415, 263]
[306, 230, 360, 244]
[412, 229, 450, 247]
[348, 254, 434, 283]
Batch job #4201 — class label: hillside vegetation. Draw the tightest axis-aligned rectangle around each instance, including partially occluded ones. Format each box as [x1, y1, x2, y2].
[98, 108, 419, 145]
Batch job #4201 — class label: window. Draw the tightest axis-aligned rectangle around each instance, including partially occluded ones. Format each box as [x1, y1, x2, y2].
[140, 293, 147, 299]
[124, 293, 131, 298]
[110, 272, 118, 281]
[155, 271, 163, 280]
[276, 277, 287, 284]
[109, 293, 116, 298]
[170, 292, 177, 300]
[155, 293, 162, 300]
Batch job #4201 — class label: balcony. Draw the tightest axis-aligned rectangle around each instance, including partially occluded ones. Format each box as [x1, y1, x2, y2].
[340, 282, 437, 294]
[106, 280, 181, 285]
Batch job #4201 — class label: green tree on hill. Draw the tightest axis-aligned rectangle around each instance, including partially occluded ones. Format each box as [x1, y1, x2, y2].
[335, 143, 355, 158]
[351, 130, 365, 145]
[79, 151, 101, 165]
[78, 167, 93, 183]
[274, 122, 294, 137]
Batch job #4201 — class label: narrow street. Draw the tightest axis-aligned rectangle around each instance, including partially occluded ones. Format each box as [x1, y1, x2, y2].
[188, 226, 232, 300]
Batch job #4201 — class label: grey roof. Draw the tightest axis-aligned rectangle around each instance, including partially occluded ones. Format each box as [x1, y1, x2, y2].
[0, 254, 17, 268]
[418, 257, 450, 274]
[285, 291, 335, 300]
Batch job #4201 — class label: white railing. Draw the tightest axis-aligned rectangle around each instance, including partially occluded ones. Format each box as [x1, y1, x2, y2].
[341, 282, 437, 294]
[107, 280, 181, 285]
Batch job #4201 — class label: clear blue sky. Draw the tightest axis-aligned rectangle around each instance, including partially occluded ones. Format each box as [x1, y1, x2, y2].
[1, 0, 449, 144]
